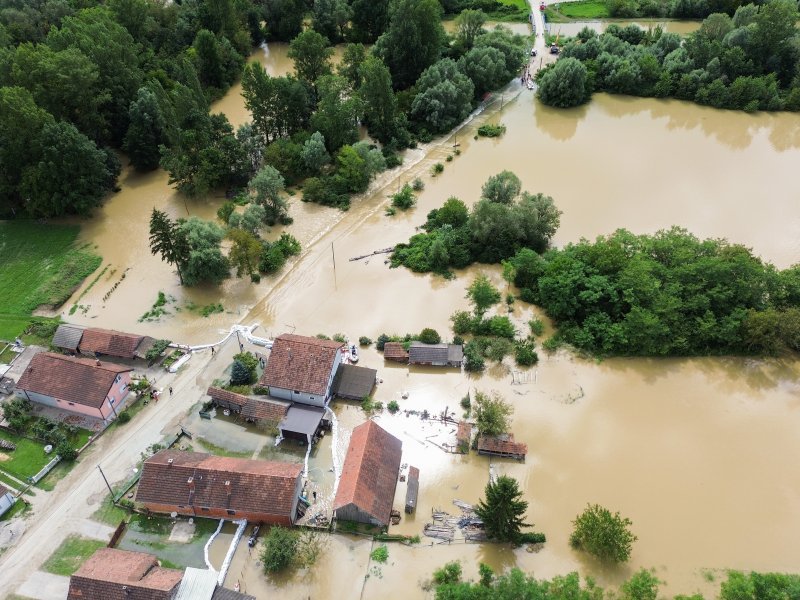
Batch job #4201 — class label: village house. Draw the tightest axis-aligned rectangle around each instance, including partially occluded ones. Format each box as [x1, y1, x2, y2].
[66, 326, 156, 360]
[382, 342, 409, 363]
[206, 386, 289, 426]
[332, 363, 377, 401]
[135, 450, 303, 525]
[477, 433, 528, 461]
[408, 342, 463, 368]
[68, 548, 254, 600]
[67, 547, 183, 600]
[260, 334, 344, 406]
[333, 420, 403, 527]
[14, 352, 132, 424]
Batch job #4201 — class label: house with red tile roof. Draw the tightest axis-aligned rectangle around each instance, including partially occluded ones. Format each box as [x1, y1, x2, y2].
[260, 334, 344, 407]
[333, 420, 403, 527]
[67, 547, 183, 600]
[477, 433, 527, 461]
[15, 352, 132, 424]
[135, 450, 303, 525]
[382, 342, 409, 363]
[78, 327, 154, 360]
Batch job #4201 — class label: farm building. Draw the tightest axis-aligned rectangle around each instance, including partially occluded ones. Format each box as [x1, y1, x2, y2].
[332, 363, 377, 400]
[15, 352, 132, 424]
[260, 334, 344, 406]
[135, 450, 303, 525]
[456, 421, 473, 453]
[206, 386, 289, 426]
[278, 404, 327, 444]
[477, 434, 528, 461]
[78, 327, 155, 360]
[405, 466, 419, 514]
[52, 323, 84, 352]
[67, 547, 183, 600]
[333, 420, 402, 527]
[175, 567, 255, 600]
[382, 342, 409, 363]
[408, 342, 463, 367]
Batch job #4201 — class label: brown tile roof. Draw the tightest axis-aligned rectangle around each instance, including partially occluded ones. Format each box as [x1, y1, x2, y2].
[80, 327, 144, 359]
[241, 398, 288, 422]
[67, 547, 182, 600]
[457, 421, 473, 447]
[207, 386, 249, 408]
[135, 450, 302, 518]
[477, 434, 527, 457]
[16, 352, 131, 409]
[333, 421, 402, 526]
[382, 342, 408, 362]
[260, 334, 344, 396]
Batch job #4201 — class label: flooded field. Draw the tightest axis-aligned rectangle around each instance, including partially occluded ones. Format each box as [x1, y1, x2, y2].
[55, 37, 800, 599]
[551, 19, 701, 37]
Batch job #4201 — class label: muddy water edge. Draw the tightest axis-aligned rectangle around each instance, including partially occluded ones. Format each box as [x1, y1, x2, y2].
[60, 42, 800, 599]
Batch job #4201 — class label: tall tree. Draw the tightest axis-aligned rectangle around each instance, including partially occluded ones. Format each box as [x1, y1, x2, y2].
[178, 217, 230, 286]
[482, 171, 522, 205]
[263, 0, 305, 41]
[124, 87, 167, 171]
[287, 29, 334, 91]
[474, 475, 531, 542]
[374, 0, 445, 89]
[250, 165, 290, 225]
[410, 58, 474, 133]
[338, 42, 367, 89]
[455, 8, 487, 50]
[149, 208, 189, 283]
[227, 228, 262, 278]
[358, 55, 398, 143]
[312, 0, 352, 43]
[570, 504, 637, 563]
[301, 131, 330, 173]
[349, 0, 390, 43]
[310, 75, 362, 152]
[241, 63, 311, 143]
[467, 274, 502, 317]
[473, 390, 512, 435]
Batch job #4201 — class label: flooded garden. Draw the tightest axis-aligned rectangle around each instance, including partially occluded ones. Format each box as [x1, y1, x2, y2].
[54, 29, 800, 600]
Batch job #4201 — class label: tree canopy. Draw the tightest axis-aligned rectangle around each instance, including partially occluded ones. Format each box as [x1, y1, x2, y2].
[474, 475, 531, 542]
[570, 504, 637, 563]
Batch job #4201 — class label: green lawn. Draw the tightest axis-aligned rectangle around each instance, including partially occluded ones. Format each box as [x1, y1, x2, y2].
[41, 535, 106, 576]
[0, 498, 29, 522]
[0, 221, 101, 340]
[91, 494, 130, 526]
[0, 430, 52, 482]
[488, 0, 531, 21]
[546, 0, 610, 20]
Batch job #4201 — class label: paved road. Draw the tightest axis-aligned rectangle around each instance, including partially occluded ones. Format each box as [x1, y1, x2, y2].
[0, 337, 242, 597]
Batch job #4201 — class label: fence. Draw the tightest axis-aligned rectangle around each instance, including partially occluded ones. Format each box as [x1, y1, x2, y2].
[30, 455, 61, 484]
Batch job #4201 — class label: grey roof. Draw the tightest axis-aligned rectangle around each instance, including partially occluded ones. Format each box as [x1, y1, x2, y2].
[408, 342, 463, 364]
[174, 568, 216, 600]
[279, 404, 326, 437]
[212, 587, 255, 600]
[332, 364, 377, 400]
[52, 324, 84, 350]
[134, 336, 158, 359]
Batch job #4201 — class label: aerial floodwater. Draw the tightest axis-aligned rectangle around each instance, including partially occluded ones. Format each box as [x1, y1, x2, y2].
[58, 38, 800, 599]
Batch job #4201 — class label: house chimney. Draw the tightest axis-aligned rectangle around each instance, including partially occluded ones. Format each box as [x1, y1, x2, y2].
[95, 359, 101, 366]
[225, 480, 231, 496]
[168, 458, 174, 465]
[187, 477, 194, 490]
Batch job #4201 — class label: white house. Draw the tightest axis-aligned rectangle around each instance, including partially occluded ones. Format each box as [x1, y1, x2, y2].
[259, 334, 344, 407]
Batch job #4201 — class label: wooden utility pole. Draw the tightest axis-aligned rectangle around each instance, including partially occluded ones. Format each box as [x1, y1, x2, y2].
[97, 465, 114, 497]
[331, 242, 337, 290]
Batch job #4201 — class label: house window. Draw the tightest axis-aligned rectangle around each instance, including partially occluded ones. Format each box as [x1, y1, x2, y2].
[226, 509, 236, 516]
[310, 397, 314, 401]
[121, 383, 128, 393]
[114, 374, 121, 384]
[293, 390, 300, 394]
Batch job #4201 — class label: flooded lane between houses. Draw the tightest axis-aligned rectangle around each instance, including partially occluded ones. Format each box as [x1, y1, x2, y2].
[58, 38, 800, 599]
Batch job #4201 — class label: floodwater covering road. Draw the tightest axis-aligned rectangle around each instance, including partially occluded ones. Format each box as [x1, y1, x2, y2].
[4, 23, 800, 599]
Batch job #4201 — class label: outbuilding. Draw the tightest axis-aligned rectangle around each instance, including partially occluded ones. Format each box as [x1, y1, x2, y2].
[408, 342, 463, 368]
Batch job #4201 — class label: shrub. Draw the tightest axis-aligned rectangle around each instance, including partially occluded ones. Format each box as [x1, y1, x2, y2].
[387, 400, 400, 413]
[370, 545, 389, 563]
[233, 352, 259, 382]
[485, 338, 514, 361]
[332, 333, 347, 343]
[453, 335, 464, 345]
[446, 154, 453, 162]
[463, 340, 485, 372]
[411, 178, 424, 191]
[359, 336, 372, 346]
[542, 336, 561, 353]
[261, 526, 299, 573]
[515, 340, 539, 366]
[570, 504, 637, 563]
[418, 328, 441, 344]
[217, 201, 235, 223]
[253, 385, 269, 395]
[376, 334, 391, 351]
[433, 561, 462, 585]
[56, 441, 78, 461]
[477, 123, 507, 137]
[392, 184, 416, 210]
[516, 532, 547, 544]
[116, 410, 132, 424]
[145, 339, 171, 362]
[230, 360, 252, 385]
[250, 272, 261, 283]
[529, 318, 545, 337]
[316, 333, 331, 340]
[431, 163, 444, 175]
[460, 394, 471, 410]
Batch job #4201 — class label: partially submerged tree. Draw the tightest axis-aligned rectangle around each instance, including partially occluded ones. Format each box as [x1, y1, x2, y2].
[250, 165, 291, 225]
[474, 475, 531, 542]
[227, 229, 262, 278]
[473, 390, 512, 436]
[570, 504, 637, 563]
[149, 208, 189, 284]
[537, 58, 590, 108]
[467, 274, 502, 317]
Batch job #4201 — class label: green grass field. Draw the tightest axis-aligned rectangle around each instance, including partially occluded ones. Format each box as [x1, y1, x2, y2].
[0, 221, 101, 340]
[546, 0, 610, 20]
[41, 535, 106, 576]
[0, 430, 53, 481]
[489, 0, 531, 21]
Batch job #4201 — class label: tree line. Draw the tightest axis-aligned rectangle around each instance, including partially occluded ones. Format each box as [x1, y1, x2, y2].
[537, 0, 800, 112]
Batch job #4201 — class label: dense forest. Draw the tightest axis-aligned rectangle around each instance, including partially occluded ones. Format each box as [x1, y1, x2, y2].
[538, 0, 800, 112]
[0, 0, 527, 219]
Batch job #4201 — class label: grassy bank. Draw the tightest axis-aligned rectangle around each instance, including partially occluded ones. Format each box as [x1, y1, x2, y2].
[545, 0, 610, 21]
[491, 0, 531, 21]
[0, 221, 101, 340]
[41, 535, 106, 576]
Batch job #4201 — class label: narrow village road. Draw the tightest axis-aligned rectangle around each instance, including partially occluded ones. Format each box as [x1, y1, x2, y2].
[0, 339, 237, 597]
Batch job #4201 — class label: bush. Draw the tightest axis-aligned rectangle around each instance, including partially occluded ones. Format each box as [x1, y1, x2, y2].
[116, 410, 132, 424]
[359, 336, 372, 346]
[516, 532, 547, 544]
[253, 385, 269, 395]
[230, 360, 252, 385]
[261, 526, 299, 573]
[570, 504, 637, 563]
[332, 333, 347, 343]
[56, 441, 78, 461]
[433, 561, 462, 585]
[431, 163, 444, 176]
[376, 333, 391, 351]
[370, 545, 389, 563]
[387, 400, 400, 413]
[411, 178, 424, 191]
[460, 394, 471, 410]
[485, 337, 514, 361]
[515, 340, 539, 366]
[418, 328, 441, 344]
[477, 123, 506, 137]
[463, 340, 485, 372]
[391, 184, 416, 210]
[529, 318, 545, 337]
[145, 339, 171, 362]
[233, 352, 259, 382]
[250, 272, 261, 283]
[217, 201, 235, 223]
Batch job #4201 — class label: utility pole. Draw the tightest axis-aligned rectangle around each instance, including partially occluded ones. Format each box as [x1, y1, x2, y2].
[331, 242, 337, 291]
[97, 465, 114, 497]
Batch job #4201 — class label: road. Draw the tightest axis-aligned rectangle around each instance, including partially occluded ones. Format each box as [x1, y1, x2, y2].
[0, 338, 239, 597]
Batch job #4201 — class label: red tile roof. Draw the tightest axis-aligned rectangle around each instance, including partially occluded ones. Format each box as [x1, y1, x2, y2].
[206, 386, 249, 408]
[383, 342, 408, 362]
[334, 421, 402, 526]
[16, 352, 131, 409]
[135, 450, 302, 518]
[241, 398, 288, 422]
[260, 334, 343, 396]
[456, 421, 473, 448]
[80, 327, 143, 359]
[477, 434, 527, 457]
[67, 547, 182, 600]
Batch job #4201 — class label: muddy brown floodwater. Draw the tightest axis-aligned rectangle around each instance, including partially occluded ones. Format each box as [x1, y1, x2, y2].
[57, 37, 800, 599]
